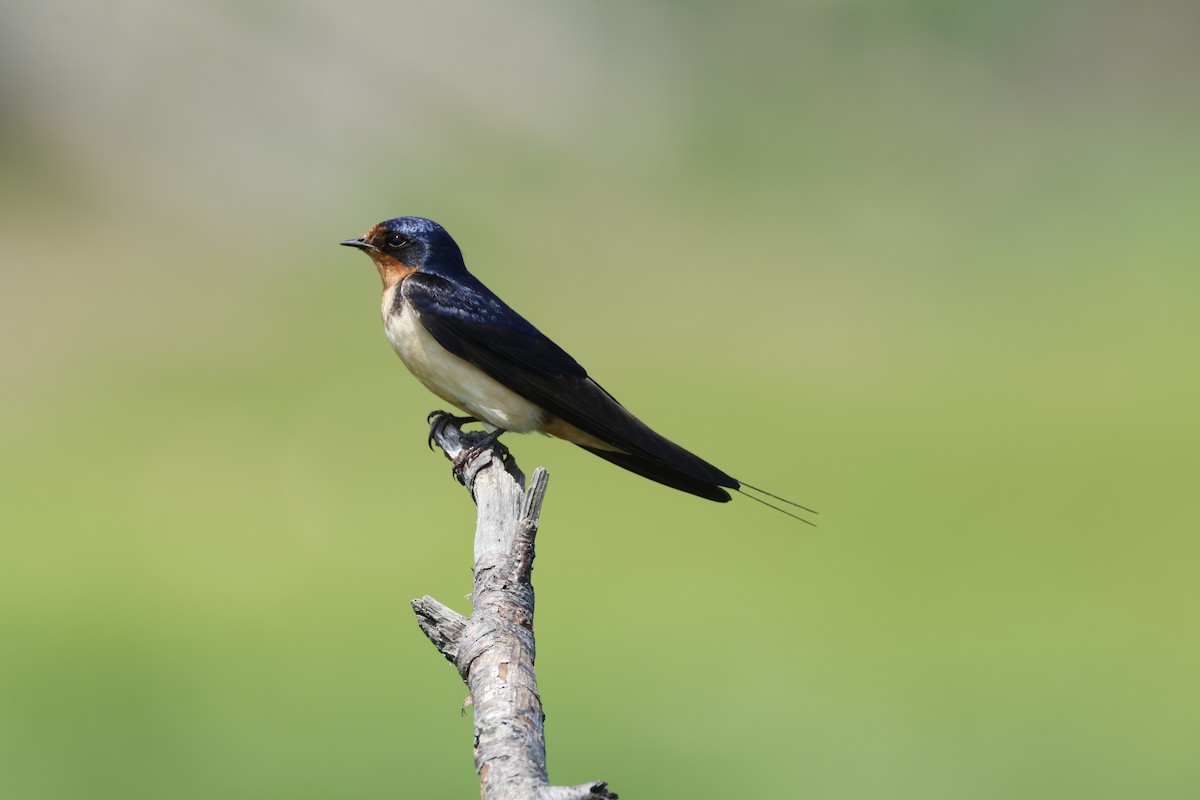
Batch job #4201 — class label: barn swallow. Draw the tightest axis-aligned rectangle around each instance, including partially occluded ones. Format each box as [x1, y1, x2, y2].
[341, 216, 813, 522]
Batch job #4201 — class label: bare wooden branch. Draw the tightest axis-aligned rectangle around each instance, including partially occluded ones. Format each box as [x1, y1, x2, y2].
[411, 596, 467, 664]
[412, 414, 617, 800]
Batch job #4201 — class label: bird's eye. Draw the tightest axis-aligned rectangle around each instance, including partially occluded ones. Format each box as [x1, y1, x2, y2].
[385, 233, 410, 250]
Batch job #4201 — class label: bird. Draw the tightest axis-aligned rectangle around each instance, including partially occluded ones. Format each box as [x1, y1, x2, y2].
[341, 216, 814, 522]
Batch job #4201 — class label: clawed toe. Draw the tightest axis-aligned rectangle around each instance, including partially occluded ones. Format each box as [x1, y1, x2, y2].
[447, 428, 509, 483]
[427, 410, 479, 450]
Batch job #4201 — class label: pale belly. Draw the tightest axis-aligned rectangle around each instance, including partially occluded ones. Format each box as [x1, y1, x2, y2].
[382, 292, 546, 433]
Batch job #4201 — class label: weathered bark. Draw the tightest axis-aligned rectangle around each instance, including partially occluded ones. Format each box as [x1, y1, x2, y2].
[412, 415, 617, 800]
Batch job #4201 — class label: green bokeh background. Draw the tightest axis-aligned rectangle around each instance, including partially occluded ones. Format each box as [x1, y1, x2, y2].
[3, 2, 1197, 798]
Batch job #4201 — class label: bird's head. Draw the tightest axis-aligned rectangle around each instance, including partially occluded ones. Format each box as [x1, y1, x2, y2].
[341, 216, 464, 288]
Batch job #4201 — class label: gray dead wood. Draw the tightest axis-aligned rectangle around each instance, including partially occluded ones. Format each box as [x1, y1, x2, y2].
[411, 415, 617, 800]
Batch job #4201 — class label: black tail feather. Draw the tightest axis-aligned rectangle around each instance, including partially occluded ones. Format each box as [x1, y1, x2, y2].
[735, 486, 818, 526]
[578, 446, 733, 502]
[577, 448, 817, 525]
[739, 481, 819, 516]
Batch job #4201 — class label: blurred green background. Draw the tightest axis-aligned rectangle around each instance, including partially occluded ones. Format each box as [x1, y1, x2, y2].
[2, 1, 1197, 798]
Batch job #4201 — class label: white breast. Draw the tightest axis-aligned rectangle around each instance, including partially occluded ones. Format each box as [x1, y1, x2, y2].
[381, 288, 546, 433]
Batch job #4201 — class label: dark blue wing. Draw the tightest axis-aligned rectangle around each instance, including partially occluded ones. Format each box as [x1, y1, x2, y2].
[400, 271, 587, 381]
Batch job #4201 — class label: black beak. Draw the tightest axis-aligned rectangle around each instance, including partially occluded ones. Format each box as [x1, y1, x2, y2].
[340, 237, 375, 251]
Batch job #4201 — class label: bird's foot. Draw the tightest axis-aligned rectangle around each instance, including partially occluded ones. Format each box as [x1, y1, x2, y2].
[450, 428, 509, 484]
[427, 410, 479, 450]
